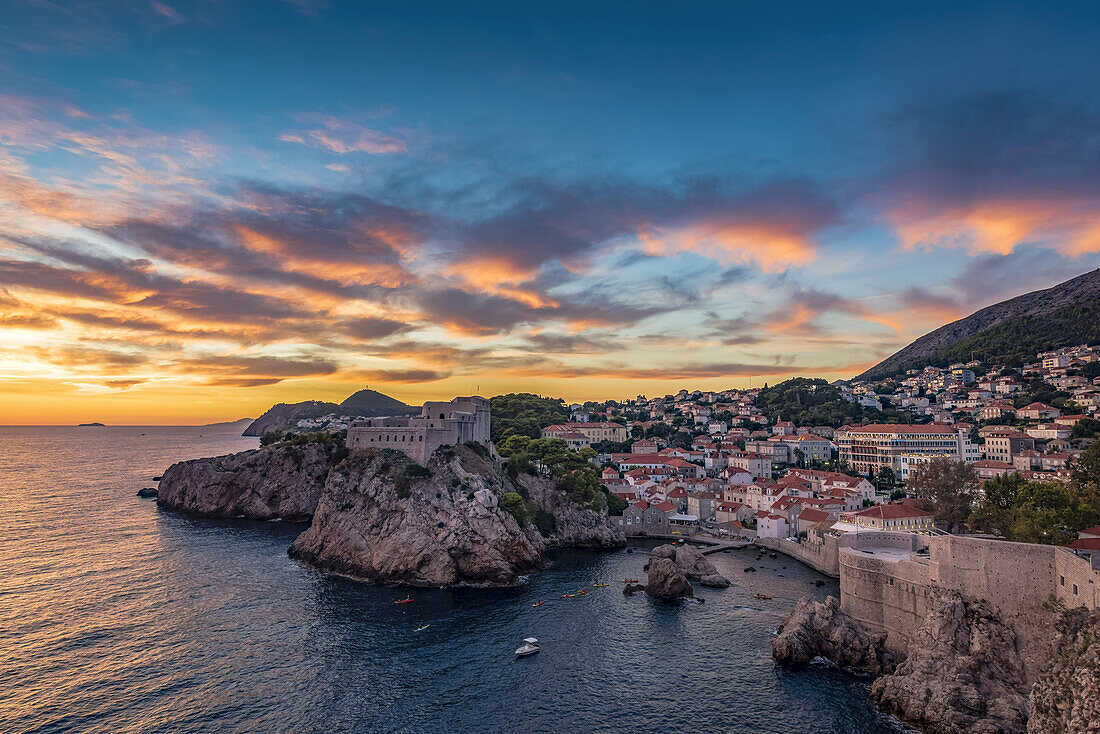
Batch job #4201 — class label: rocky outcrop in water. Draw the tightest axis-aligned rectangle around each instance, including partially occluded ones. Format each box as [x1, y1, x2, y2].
[1028, 607, 1100, 734]
[287, 444, 623, 587]
[645, 556, 695, 600]
[658, 544, 730, 587]
[772, 596, 897, 673]
[642, 543, 729, 599]
[871, 592, 1030, 734]
[157, 443, 329, 521]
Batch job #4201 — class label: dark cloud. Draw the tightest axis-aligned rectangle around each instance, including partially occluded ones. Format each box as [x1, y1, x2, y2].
[879, 91, 1100, 205]
[336, 317, 411, 341]
[355, 368, 450, 383]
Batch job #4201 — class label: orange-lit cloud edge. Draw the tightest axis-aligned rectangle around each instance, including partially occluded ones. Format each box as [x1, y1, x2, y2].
[4, 94, 1100, 424]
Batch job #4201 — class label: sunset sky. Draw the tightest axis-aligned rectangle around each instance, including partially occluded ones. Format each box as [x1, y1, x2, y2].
[3, 1, 1100, 424]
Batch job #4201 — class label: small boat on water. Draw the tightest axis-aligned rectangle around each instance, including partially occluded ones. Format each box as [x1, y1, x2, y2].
[575, 589, 588, 596]
[515, 637, 540, 657]
[531, 601, 545, 607]
[621, 579, 639, 583]
[394, 597, 414, 604]
[561, 593, 576, 598]
[592, 583, 610, 587]
[415, 624, 430, 631]
[753, 594, 772, 600]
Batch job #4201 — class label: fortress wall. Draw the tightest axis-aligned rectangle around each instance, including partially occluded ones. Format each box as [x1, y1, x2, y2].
[839, 550, 933, 654]
[754, 536, 840, 577]
[927, 535, 1057, 617]
[1055, 548, 1100, 609]
[836, 534, 1100, 655]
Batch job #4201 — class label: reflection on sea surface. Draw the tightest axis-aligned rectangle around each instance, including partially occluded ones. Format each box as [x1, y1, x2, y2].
[0, 427, 911, 733]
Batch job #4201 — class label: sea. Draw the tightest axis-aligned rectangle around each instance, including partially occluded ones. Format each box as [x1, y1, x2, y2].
[0, 426, 913, 733]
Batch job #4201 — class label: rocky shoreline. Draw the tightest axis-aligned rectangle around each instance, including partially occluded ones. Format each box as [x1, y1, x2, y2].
[157, 440, 624, 587]
[773, 593, 1100, 734]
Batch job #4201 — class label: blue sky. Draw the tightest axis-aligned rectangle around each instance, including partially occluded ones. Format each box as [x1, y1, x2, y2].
[2, 0, 1100, 422]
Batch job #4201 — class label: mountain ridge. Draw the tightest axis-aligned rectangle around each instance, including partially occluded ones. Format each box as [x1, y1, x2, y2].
[242, 388, 416, 437]
[858, 269, 1100, 381]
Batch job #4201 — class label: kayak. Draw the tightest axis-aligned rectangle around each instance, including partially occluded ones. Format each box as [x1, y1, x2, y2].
[394, 597, 414, 604]
[532, 601, 545, 607]
[415, 624, 430, 631]
[575, 590, 588, 596]
[752, 594, 772, 600]
[561, 593, 576, 598]
[592, 583, 610, 587]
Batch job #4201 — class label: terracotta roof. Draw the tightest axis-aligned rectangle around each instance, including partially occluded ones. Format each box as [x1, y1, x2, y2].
[1067, 538, 1100, 551]
[797, 508, 831, 523]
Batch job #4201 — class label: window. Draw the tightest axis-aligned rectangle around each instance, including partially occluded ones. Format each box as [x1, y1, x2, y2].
[1073, 584, 1078, 595]
[1061, 576, 1065, 586]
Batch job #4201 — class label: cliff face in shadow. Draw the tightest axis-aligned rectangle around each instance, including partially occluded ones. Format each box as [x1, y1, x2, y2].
[158, 441, 623, 587]
[773, 592, 1098, 734]
[157, 443, 330, 522]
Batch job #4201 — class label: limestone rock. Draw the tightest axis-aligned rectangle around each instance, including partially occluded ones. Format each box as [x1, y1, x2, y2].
[287, 444, 622, 587]
[645, 556, 694, 600]
[159, 439, 623, 588]
[514, 472, 625, 550]
[136, 487, 158, 498]
[623, 583, 646, 595]
[288, 446, 544, 587]
[1028, 608, 1100, 734]
[872, 592, 1030, 734]
[772, 596, 896, 673]
[157, 443, 329, 521]
[672, 544, 730, 587]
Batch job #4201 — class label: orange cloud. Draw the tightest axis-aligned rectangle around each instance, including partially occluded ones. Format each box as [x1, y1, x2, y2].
[892, 199, 1100, 257]
[636, 220, 817, 272]
[233, 225, 414, 288]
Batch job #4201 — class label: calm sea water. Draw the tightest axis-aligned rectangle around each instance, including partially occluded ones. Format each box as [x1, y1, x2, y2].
[0, 426, 910, 734]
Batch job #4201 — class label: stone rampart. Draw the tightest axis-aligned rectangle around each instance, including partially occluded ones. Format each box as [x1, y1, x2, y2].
[754, 535, 840, 577]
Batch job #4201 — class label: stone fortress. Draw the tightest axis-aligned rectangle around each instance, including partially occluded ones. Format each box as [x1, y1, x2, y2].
[345, 395, 491, 464]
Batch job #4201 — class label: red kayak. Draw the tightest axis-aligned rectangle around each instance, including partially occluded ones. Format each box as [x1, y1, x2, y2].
[394, 597, 414, 604]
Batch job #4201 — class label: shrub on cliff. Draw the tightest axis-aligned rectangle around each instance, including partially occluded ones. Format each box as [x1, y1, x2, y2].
[500, 491, 534, 527]
[394, 463, 432, 499]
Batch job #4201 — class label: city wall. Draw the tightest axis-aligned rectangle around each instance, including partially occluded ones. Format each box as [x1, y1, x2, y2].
[837, 532, 1100, 655]
[754, 535, 840, 578]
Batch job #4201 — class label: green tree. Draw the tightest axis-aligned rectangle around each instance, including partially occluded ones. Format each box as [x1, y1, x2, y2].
[906, 458, 979, 530]
[488, 393, 569, 442]
[500, 492, 533, 526]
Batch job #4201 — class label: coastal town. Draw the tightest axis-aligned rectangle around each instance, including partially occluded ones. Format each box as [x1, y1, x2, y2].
[526, 344, 1100, 594]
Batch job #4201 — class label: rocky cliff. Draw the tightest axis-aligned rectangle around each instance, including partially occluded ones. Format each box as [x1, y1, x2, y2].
[871, 592, 1031, 734]
[773, 592, 1099, 734]
[157, 442, 330, 521]
[772, 596, 897, 673]
[290, 445, 572, 587]
[159, 439, 623, 587]
[1028, 607, 1100, 734]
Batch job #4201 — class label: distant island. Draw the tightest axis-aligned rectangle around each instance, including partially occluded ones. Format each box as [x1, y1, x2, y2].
[77, 422, 106, 427]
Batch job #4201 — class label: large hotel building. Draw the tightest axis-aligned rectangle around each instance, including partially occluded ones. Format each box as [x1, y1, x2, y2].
[835, 424, 980, 476]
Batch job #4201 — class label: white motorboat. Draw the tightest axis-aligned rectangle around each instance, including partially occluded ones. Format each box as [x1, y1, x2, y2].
[514, 637, 540, 657]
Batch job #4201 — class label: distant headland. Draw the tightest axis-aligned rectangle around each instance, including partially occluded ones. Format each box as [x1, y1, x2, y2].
[77, 422, 106, 427]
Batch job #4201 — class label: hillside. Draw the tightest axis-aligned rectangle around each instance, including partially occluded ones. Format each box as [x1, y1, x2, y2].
[858, 269, 1100, 380]
[242, 388, 415, 437]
